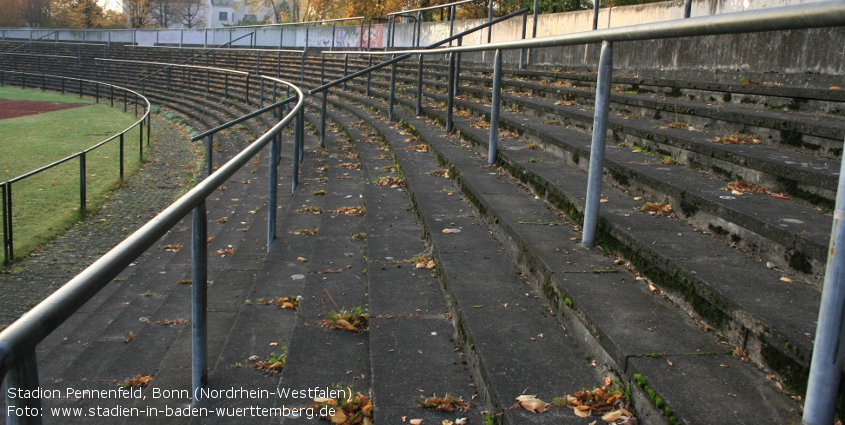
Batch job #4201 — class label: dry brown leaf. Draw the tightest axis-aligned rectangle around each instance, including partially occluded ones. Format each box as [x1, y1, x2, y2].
[515, 395, 549, 413]
[574, 405, 591, 418]
[410, 419, 423, 425]
[602, 410, 623, 422]
[329, 409, 347, 424]
[297, 257, 307, 262]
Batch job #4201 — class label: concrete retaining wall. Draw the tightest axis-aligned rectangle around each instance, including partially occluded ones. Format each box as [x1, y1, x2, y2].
[0, 0, 840, 76]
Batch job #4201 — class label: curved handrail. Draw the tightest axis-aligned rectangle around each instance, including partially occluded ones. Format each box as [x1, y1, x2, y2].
[0, 73, 151, 184]
[0, 70, 306, 395]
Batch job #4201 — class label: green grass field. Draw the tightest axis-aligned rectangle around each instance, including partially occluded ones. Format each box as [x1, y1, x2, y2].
[1, 86, 145, 260]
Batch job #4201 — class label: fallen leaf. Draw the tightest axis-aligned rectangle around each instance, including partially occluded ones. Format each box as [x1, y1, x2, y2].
[297, 257, 307, 262]
[602, 410, 622, 422]
[574, 405, 591, 418]
[410, 419, 423, 425]
[514, 395, 549, 413]
[780, 276, 794, 283]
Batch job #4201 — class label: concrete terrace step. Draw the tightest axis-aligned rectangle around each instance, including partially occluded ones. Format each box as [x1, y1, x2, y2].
[352, 85, 823, 388]
[322, 85, 804, 424]
[319, 103, 481, 424]
[279, 65, 834, 287]
[314, 91, 615, 425]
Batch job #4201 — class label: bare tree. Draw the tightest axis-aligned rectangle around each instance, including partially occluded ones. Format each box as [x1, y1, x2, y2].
[24, 0, 51, 26]
[124, 0, 153, 27]
[149, 0, 176, 27]
[176, 0, 207, 27]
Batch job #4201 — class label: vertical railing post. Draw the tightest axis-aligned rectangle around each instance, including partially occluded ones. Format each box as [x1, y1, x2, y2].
[292, 107, 302, 193]
[139, 113, 144, 160]
[119, 133, 124, 181]
[454, 37, 462, 96]
[79, 152, 87, 215]
[260, 79, 265, 109]
[487, 0, 494, 42]
[244, 75, 250, 105]
[110, 85, 114, 107]
[2, 182, 10, 265]
[299, 107, 304, 164]
[206, 134, 214, 175]
[581, 40, 613, 247]
[519, 13, 528, 70]
[320, 90, 328, 148]
[388, 59, 397, 122]
[342, 54, 349, 90]
[593, 0, 601, 30]
[446, 52, 456, 133]
[268, 136, 278, 251]
[4, 351, 42, 425]
[191, 201, 208, 407]
[416, 54, 424, 116]
[488, 49, 503, 165]
[366, 55, 373, 96]
[803, 137, 845, 425]
[146, 112, 151, 147]
[320, 56, 325, 85]
[300, 50, 306, 82]
[224, 73, 229, 98]
[684, 0, 693, 18]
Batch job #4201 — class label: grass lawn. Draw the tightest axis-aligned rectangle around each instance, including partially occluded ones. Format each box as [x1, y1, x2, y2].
[1, 86, 146, 259]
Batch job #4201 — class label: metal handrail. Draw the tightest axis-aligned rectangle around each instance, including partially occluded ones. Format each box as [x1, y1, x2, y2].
[96, 58, 248, 76]
[214, 16, 365, 29]
[385, 0, 473, 16]
[134, 32, 254, 84]
[2, 31, 56, 53]
[127, 45, 304, 54]
[338, 1, 845, 54]
[0, 40, 105, 47]
[0, 71, 152, 266]
[319, 3, 845, 422]
[0, 66, 306, 421]
[0, 52, 76, 59]
[312, 6, 532, 95]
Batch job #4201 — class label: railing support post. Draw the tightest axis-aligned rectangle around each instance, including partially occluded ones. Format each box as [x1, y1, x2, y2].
[299, 108, 304, 164]
[139, 115, 144, 160]
[803, 137, 845, 425]
[260, 79, 265, 109]
[321, 56, 325, 85]
[320, 90, 328, 148]
[519, 13, 528, 70]
[4, 351, 42, 425]
[206, 134, 214, 175]
[191, 201, 208, 407]
[292, 108, 301, 194]
[581, 40, 613, 247]
[2, 183, 11, 265]
[365, 55, 373, 96]
[147, 112, 151, 147]
[684, 0, 693, 18]
[593, 0, 601, 30]
[268, 137, 278, 251]
[119, 133, 125, 181]
[446, 52, 456, 133]
[300, 51, 306, 82]
[488, 49, 503, 165]
[79, 152, 87, 216]
[389, 60, 397, 122]
[244, 75, 250, 105]
[416, 54, 424, 116]
[224, 73, 229, 98]
[454, 38, 463, 96]
[343, 54, 349, 91]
